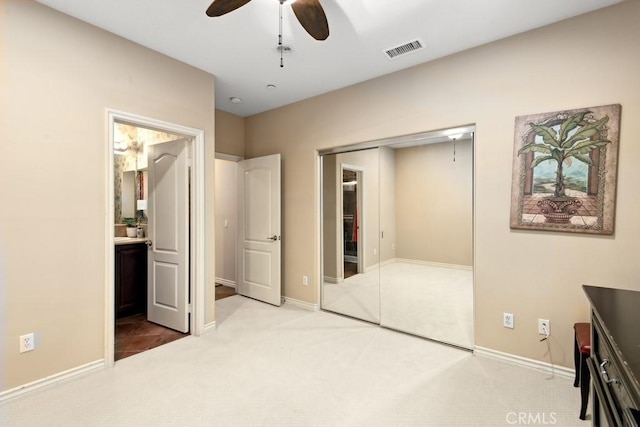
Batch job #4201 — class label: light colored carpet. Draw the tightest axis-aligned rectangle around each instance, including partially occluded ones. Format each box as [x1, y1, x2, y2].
[323, 262, 473, 348]
[1, 295, 585, 426]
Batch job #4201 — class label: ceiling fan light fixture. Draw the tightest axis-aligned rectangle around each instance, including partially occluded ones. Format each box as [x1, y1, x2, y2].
[229, 97, 243, 104]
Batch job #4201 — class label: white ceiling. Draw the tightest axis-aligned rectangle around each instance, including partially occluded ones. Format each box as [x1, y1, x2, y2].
[37, 0, 622, 117]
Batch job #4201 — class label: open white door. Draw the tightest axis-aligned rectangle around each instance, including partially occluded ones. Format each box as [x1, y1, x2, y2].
[147, 140, 190, 332]
[237, 154, 281, 306]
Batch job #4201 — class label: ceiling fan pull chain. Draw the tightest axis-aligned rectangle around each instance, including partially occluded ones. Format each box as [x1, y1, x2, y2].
[279, 0, 284, 68]
[453, 138, 456, 162]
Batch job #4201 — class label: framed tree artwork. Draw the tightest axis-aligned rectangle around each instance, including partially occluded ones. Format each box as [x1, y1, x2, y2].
[510, 104, 621, 234]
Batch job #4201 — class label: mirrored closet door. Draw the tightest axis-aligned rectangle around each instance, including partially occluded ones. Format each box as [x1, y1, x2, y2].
[321, 148, 380, 323]
[321, 128, 475, 349]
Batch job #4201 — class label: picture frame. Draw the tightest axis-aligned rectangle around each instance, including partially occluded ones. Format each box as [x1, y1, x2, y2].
[510, 104, 621, 234]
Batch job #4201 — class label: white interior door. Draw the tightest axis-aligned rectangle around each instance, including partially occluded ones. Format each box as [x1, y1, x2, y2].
[237, 154, 281, 306]
[147, 139, 190, 332]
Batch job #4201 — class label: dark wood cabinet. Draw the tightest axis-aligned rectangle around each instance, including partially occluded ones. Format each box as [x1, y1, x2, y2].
[584, 285, 640, 426]
[115, 243, 147, 319]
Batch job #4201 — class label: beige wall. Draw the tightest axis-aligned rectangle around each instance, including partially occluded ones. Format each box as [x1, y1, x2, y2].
[0, 1, 216, 391]
[395, 140, 473, 266]
[379, 146, 396, 265]
[215, 109, 245, 157]
[321, 155, 339, 281]
[245, 1, 640, 367]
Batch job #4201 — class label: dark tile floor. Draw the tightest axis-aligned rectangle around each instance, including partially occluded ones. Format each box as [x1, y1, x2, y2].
[115, 285, 237, 361]
[344, 262, 358, 278]
[115, 314, 187, 361]
[215, 284, 236, 300]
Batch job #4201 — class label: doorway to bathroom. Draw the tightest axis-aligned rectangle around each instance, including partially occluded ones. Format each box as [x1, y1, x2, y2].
[106, 110, 206, 366]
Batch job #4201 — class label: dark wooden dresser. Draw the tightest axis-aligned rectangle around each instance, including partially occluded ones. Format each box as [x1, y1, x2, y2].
[583, 285, 640, 426]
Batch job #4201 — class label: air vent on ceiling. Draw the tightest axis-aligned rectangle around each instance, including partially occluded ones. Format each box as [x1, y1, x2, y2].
[384, 39, 424, 59]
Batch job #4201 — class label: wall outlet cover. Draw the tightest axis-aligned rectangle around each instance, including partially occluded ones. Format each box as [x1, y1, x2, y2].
[503, 313, 514, 329]
[19, 333, 35, 353]
[538, 319, 550, 335]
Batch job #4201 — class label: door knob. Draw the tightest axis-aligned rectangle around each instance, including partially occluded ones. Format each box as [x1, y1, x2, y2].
[267, 235, 279, 241]
[145, 240, 153, 247]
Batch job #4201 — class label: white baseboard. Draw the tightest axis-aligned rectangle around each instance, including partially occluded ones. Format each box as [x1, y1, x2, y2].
[215, 278, 236, 288]
[0, 359, 105, 403]
[323, 275, 344, 284]
[203, 321, 217, 334]
[395, 258, 473, 271]
[474, 346, 574, 379]
[283, 297, 319, 312]
[364, 258, 397, 273]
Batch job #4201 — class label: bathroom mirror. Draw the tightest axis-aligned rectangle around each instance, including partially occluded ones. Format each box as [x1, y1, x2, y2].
[113, 120, 182, 225]
[121, 170, 136, 219]
[114, 158, 147, 224]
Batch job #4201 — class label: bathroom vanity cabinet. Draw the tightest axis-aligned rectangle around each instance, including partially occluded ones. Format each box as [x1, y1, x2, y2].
[115, 242, 147, 319]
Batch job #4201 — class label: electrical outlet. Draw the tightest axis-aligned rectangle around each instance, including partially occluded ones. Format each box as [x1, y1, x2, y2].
[503, 313, 514, 329]
[302, 275, 309, 286]
[19, 333, 35, 353]
[538, 319, 550, 335]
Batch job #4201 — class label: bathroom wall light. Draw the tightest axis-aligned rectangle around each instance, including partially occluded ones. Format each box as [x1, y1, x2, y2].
[136, 200, 148, 211]
[114, 140, 128, 154]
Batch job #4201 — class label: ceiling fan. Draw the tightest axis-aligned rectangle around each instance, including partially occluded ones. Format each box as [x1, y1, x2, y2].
[206, 0, 330, 41]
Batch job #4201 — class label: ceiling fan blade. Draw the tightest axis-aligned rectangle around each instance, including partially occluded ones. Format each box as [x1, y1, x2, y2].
[206, 0, 253, 17]
[291, 0, 330, 41]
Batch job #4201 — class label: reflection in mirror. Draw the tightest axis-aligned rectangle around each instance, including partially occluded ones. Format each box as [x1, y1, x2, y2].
[320, 128, 474, 349]
[113, 121, 182, 225]
[380, 137, 473, 349]
[121, 170, 136, 219]
[322, 148, 380, 323]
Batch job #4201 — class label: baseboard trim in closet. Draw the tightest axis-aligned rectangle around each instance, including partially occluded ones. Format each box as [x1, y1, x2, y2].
[394, 258, 473, 271]
[283, 297, 319, 312]
[474, 346, 574, 379]
[0, 359, 104, 403]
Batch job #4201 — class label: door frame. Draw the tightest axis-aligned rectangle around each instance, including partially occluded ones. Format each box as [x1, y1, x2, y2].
[340, 163, 364, 277]
[105, 109, 206, 368]
[214, 153, 243, 289]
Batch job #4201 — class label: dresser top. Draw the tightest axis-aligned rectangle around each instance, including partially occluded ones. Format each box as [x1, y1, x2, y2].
[583, 285, 640, 390]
